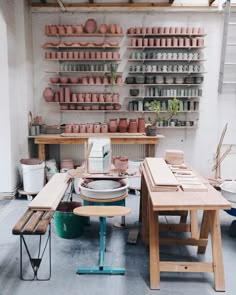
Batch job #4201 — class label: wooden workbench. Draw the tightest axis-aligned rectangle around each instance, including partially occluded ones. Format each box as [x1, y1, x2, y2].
[30, 133, 164, 160]
[141, 162, 231, 291]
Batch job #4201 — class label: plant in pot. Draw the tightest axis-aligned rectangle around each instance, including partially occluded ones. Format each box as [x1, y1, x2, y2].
[165, 97, 181, 126]
[145, 100, 161, 136]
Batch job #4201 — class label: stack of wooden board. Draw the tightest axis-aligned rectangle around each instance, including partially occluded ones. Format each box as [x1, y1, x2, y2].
[28, 173, 70, 210]
[143, 158, 179, 192]
[168, 164, 208, 192]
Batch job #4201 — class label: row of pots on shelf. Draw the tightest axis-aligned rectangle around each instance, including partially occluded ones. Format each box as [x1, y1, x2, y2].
[60, 63, 118, 72]
[129, 51, 204, 60]
[127, 26, 204, 35]
[60, 104, 121, 111]
[43, 87, 120, 103]
[64, 118, 145, 134]
[45, 51, 121, 60]
[129, 37, 204, 47]
[45, 21, 123, 35]
[43, 41, 119, 48]
[129, 64, 204, 74]
[48, 75, 122, 85]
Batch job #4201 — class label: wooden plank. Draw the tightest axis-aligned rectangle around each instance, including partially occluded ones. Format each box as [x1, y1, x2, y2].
[28, 173, 70, 210]
[74, 206, 131, 217]
[160, 237, 208, 247]
[209, 210, 225, 291]
[12, 209, 34, 234]
[190, 210, 198, 239]
[159, 223, 191, 233]
[160, 261, 213, 273]
[34, 211, 54, 234]
[145, 158, 179, 186]
[23, 211, 44, 234]
[149, 201, 160, 290]
[198, 210, 210, 254]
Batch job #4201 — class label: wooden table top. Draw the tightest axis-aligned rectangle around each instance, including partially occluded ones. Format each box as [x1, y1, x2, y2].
[142, 163, 231, 211]
[74, 205, 131, 217]
[30, 133, 164, 145]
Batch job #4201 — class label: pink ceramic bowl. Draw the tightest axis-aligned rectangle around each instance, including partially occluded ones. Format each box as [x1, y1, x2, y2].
[60, 77, 69, 83]
[50, 77, 59, 83]
[69, 77, 79, 84]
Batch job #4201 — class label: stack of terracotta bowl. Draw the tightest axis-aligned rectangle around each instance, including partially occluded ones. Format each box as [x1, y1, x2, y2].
[164, 150, 184, 165]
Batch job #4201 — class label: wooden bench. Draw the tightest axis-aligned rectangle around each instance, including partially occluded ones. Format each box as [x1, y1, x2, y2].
[12, 173, 70, 280]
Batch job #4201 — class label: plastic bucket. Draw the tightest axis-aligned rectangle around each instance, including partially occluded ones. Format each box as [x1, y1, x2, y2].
[20, 158, 45, 193]
[54, 202, 86, 239]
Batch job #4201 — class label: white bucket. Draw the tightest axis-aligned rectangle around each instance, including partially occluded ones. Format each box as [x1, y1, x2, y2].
[20, 159, 45, 193]
[220, 181, 236, 209]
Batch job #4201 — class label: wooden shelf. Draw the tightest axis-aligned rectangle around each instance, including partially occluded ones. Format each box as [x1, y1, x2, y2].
[127, 46, 206, 49]
[45, 58, 121, 62]
[128, 59, 206, 62]
[128, 72, 205, 75]
[46, 33, 124, 37]
[49, 83, 122, 86]
[47, 102, 120, 105]
[125, 84, 201, 86]
[43, 45, 120, 49]
[127, 33, 206, 37]
[125, 96, 200, 100]
[46, 71, 122, 74]
[157, 126, 197, 129]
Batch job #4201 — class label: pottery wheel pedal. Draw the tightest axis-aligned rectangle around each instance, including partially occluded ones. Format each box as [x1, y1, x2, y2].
[73, 205, 131, 274]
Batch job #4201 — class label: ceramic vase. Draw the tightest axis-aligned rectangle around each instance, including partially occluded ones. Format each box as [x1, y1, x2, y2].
[138, 118, 145, 133]
[43, 87, 54, 102]
[110, 24, 116, 34]
[99, 23, 108, 34]
[119, 118, 128, 133]
[85, 19, 97, 33]
[76, 25, 83, 34]
[109, 119, 118, 132]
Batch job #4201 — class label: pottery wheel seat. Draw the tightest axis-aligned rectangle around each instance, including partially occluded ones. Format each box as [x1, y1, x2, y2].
[73, 205, 131, 275]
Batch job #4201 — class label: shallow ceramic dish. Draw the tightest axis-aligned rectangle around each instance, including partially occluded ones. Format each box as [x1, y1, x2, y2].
[220, 181, 236, 209]
[87, 180, 121, 190]
[79, 178, 128, 199]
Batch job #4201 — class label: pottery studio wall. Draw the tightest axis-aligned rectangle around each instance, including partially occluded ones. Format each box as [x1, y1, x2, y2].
[32, 8, 225, 176]
[0, 0, 33, 196]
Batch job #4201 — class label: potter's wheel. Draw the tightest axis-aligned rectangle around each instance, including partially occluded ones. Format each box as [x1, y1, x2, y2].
[87, 180, 121, 190]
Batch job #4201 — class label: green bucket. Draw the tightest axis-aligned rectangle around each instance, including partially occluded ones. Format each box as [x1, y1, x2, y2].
[54, 201, 85, 239]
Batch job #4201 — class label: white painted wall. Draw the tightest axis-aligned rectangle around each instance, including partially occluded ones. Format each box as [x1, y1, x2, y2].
[0, 0, 33, 195]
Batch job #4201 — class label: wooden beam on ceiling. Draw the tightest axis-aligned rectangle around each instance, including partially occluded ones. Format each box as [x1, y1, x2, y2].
[56, 0, 66, 11]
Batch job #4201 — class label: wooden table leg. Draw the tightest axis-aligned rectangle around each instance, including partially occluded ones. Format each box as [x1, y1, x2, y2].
[141, 175, 149, 245]
[190, 210, 198, 239]
[148, 198, 160, 290]
[38, 143, 46, 161]
[197, 210, 210, 254]
[209, 210, 225, 292]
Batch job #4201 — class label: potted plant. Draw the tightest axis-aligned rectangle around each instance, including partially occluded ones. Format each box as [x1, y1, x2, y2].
[146, 97, 180, 135]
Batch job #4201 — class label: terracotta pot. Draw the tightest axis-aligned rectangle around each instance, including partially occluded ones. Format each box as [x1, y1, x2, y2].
[92, 93, 98, 102]
[99, 23, 108, 34]
[116, 76, 122, 85]
[95, 76, 102, 85]
[85, 93, 91, 102]
[45, 25, 50, 35]
[138, 118, 145, 133]
[82, 77, 88, 84]
[128, 119, 138, 133]
[69, 105, 75, 110]
[72, 124, 79, 133]
[89, 76, 94, 84]
[60, 88, 64, 102]
[113, 156, 128, 171]
[45, 51, 51, 59]
[75, 24, 84, 34]
[110, 23, 116, 34]
[112, 93, 119, 102]
[43, 87, 54, 102]
[86, 123, 93, 133]
[93, 123, 101, 133]
[65, 87, 71, 102]
[131, 38, 136, 47]
[103, 76, 109, 84]
[71, 93, 77, 102]
[58, 26, 65, 35]
[119, 118, 128, 133]
[50, 25, 57, 35]
[65, 124, 72, 133]
[109, 119, 118, 132]
[85, 52, 90, 59]
[116, 25, 122, 34]
[66, 25, 73, 34]
[85, 19, 97, 33]
[54, 92, 59, 102]
[105, 93, 112, 102]
[80, 124, 87, 133]
[98, 93, 105, 102]
[101, 123, 108, 133]
[78, 93, 84, 102]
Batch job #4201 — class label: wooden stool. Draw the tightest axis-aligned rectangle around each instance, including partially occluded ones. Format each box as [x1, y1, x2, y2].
[73, 205, 131, 275]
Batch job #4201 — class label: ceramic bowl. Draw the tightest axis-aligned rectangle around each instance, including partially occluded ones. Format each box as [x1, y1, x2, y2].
[69, 77, 79, 84]
[126, 77, 135, 84]
[130, 89, 139, 96]
[60, 77, 69, 83]
[50, 77, 59, 83]
[79, 178, 129, 199]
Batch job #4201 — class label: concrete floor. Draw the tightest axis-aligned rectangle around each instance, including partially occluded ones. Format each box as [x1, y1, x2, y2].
[0, 192, 236, 295]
